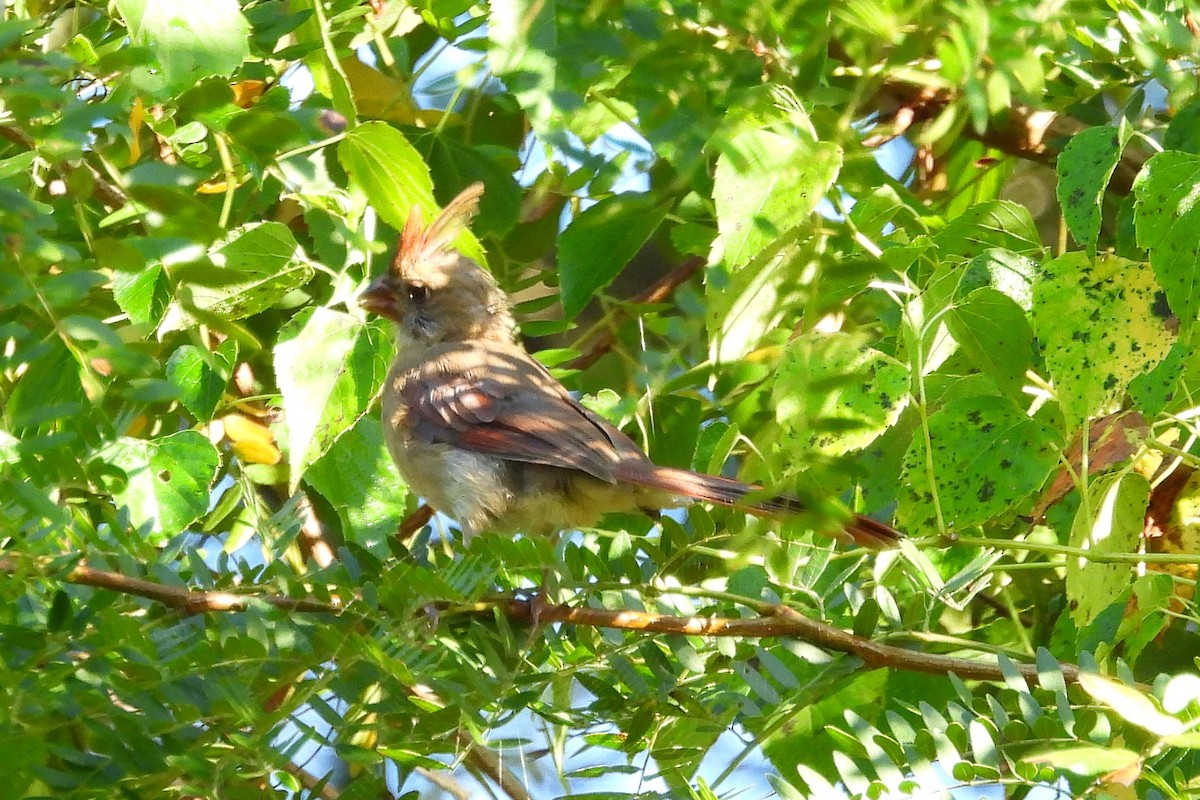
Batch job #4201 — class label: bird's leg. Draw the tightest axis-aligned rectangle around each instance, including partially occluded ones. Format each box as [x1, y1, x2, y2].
[398, 504, 435, 538]
[532, 566, 552, 625]
[524, 535, 566, 644]
[639, 506, 664, 522]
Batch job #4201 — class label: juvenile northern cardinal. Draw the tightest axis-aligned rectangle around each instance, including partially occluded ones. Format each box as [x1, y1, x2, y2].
[360, 183, 901, 548]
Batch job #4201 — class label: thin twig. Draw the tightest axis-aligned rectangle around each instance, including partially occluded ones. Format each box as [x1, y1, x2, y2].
[414, 766, 473, 800]
[0, 123, 129, 209]
[457, 730, 535, 800]
[566, 256, 706, 371]
[282, 762, 342, 799]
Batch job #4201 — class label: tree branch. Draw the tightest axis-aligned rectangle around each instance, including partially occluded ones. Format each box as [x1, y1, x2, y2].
[6, 555, 1085, 688]
[1, 557, 343, 614]
[497, 597, 1081, 687]
[862, 79, 1151, 195]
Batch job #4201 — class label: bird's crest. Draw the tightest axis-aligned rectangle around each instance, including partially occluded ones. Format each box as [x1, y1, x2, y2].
[394, 183, 484, 274]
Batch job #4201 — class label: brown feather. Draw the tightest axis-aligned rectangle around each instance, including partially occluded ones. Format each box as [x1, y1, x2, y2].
[366, 183, 906, 548]
[393, 182, 485, 275]
[616, 464, 902, 549]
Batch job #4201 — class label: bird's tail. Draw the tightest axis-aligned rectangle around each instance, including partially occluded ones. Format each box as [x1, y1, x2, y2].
[621, 465, 902, 549]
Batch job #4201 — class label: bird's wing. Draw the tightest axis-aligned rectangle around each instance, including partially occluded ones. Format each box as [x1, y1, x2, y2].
[401, 343, 640, 483]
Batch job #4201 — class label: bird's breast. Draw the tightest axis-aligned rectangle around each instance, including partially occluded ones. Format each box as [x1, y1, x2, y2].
[382, 363, 511, 535]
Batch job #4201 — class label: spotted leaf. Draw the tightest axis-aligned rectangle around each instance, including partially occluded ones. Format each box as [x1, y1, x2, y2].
[899, 395, 1060, 531]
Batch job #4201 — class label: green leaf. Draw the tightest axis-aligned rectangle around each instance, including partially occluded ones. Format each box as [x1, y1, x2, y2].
[1128, 340, 1188, 417]
[426, 139, 522, 238]
[305, 416, 408, 554]
[165, 341, 236, 422]
[339, 122, 433, 225]
[274, 308, 391, 490]
[1066, 473, 1150, 626]
[112, 265, 169, 327]
[558, 193, 669, 320]
[934, 200, 1042, 262]
[1134, 150, 1200, 333]
[5, 340, 88, 436]
[899, 395, 1060, 531]
[1078, 672, 1184, 736]
[488, 0, 561, 139]
[774, 331, 909, 455]
[0, 430, 18, 466]
[707, 125, 841, 362]
[958, 248, 1036, 311]
[1056, 124, 1130, 254]
[213, 222, 305, 274]
[1023, 745, 1140, 777]
[711, 128, 842, 271]
[1163, 733, 1200, 750]
[946, 287, 1036, 397]
[290, 0, 356, 125]
[338, 122, 483, 264]
[1032, 253, 1175, 426]
[849, 184, 925, 239]
[185, 222, 315, 320]
[99, 431, 220, 543]
[116, 0, 250, 93]
[1164, 99, 1200, 155]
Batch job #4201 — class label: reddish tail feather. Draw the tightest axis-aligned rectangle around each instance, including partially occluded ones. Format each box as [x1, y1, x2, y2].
[618, 464, 902, 549]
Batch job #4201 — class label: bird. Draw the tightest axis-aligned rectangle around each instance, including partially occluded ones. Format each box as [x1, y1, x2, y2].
[359, 183, 902, 548]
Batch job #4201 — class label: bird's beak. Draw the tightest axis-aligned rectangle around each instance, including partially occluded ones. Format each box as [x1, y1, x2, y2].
[360, 277, 398, 320]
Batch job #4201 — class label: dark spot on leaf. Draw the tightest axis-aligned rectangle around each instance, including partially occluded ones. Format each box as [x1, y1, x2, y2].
[1000, 459, 1013, 469]
[967, 410, 983, 424]
[977, 479, 995, 502]
[1104, 374, 1118, 390]
[158, 470, 171, 482]
[1151, 290, 1172, 320]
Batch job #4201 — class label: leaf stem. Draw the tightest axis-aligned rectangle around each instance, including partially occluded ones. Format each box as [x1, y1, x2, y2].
[213, 132, 237, 229]
[954, 535, 1200, 565]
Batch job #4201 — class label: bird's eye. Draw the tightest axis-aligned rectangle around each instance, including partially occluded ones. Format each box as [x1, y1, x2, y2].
[407, 283, 429, 303]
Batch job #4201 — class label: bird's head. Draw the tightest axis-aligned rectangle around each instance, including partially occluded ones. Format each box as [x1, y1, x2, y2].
[360, 183, 514, 346]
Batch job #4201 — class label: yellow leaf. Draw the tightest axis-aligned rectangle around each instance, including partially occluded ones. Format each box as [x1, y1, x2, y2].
[231, 439, 281, 465]
[196, 180, 234, 195]
[339, 57, 458, 127]
[231, 79, 266, 108]
[222, 413, 281, 465]
[126, 414, 149, 438]
[128, 96, 145, 165]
